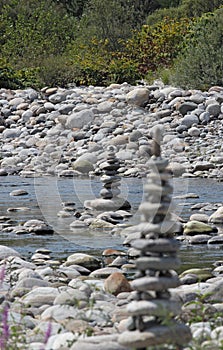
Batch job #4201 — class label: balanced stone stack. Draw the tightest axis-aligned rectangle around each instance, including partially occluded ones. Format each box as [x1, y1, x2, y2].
[84, 145, 131, 212]
[118, 127, 191, 349]
[99, 145, 122, 200]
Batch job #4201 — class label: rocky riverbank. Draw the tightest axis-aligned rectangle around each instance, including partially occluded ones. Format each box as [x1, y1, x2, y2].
[1, 82, 223, 349]
[0, 244, 223, 350]
[0, 82, 223, 179]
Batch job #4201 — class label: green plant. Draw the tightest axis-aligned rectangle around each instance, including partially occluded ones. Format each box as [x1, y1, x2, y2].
[170, 7, 223, 90]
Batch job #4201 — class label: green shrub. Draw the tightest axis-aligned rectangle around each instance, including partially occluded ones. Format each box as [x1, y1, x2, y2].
[126, 17, 192, 75]
[37, 55, 81, 87]
[170, 8, 223, 90]
[181, 0, 223, 18]
[0, 0, 77, 68]
[146, 0, 223, 25]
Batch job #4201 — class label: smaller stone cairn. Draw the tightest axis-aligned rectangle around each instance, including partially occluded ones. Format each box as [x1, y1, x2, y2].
[99, 145, 122, 200]
[84, 145, 131, 212]
[118, 126, 191, 349]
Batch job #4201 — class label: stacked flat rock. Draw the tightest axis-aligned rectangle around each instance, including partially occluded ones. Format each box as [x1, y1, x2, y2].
[84, 146, 131, 211]
[118, 127, 191, 349]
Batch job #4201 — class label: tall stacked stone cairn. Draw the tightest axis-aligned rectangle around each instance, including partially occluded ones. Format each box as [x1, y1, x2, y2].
[84, 145, 131, 211]
[118, 127, 192, 349]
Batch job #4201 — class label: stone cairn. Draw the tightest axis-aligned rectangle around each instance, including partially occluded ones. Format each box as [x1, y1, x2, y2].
[118, 127, 191, 349]
[84, 145, 131, 212]
[99, 145, 122, 200]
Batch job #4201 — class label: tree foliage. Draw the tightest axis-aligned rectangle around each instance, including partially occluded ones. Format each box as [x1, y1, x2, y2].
[170, 7, 223, 90]
[0, 0, 77, 66]
[0, 0, 222, 89]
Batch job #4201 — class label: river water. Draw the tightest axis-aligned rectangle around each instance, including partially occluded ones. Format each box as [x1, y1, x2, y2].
[0, 175, 222, 271]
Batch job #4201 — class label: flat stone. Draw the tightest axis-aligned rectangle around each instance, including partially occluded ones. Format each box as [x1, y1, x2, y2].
[136, 256, 181, 271]
[131, 275, 180, 292]
[10, 189, 28, 196]
[118, 323, 191, 347]
[127, 299, 181, 317]
[22, 287, 59, 307]
[183, 221, 215, 235]
[132, 238, 180, 253]
[188, 234, 212, 244]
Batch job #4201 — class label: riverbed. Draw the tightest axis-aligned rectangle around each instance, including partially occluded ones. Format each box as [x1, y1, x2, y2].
[0, 175, 222, 270]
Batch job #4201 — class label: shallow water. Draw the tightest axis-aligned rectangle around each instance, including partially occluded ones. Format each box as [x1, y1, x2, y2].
[0, 175, 222, 269]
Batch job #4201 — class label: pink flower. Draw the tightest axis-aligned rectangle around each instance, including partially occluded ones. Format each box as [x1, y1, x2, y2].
[43, 322, 52, 344]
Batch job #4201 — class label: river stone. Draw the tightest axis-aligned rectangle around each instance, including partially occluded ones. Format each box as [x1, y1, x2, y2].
[183, 221, 215, 235]
[192, 161, 214, 172]
[65, 253, 101, 271]
[70, 220, 88, 229]
[188, 126, 200, 137]
[48, 93, 66, 104]
[3, 128, 22, 138]
[22, 287, 59, 307]
[72, 159, 94, 174]
[206, 103, 221, 117]
[178, 102, 198, 116]
[209, 206, 223, 223]
[199, 111, 210, 123]
[180, 268, 212, 282]
[97, 101, 113, 113]
[90, 267, 122, 278]
[118, 323, 192, 348]
[89, 218, 115, 229]
[208, 236, 223, 245]
[11, 278, 50, 297]
[127, 299, 181, 317]
[8, 97, 25, 107]
[126, 88, 150, 107]
[129, 130, 143, 142]
[131, 275, 180, 292]
[188, 234, 212, 244]
[0, 169, 8, 176]
[189, 214, 210, 222]
[45, 332, 77, 350]
[70, 334, 128, 350]
[10, 189, 28, 196]
[204, 280, 223, 302]
[181, 114, 199, 128]
[54, 288, 87, 305]
[41, 304, 79, 322]
[136, 256, 181, 270]
[104, 272, 132, 296]
[65, 109, 94, 129]
[167, 162, 186, 177]
[0, 245, 21, 260]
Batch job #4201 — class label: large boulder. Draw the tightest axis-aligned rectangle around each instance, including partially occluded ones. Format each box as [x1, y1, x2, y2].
[126, 88, 150, 107]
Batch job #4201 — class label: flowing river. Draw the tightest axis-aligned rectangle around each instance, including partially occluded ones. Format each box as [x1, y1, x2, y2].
[0, 175, 222, 271]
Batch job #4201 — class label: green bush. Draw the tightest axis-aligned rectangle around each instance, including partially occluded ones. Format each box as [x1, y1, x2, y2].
[170, 8, 223, 90]
[37, 55, 81, 87]
[126, 17, 192, 75]
[0, 0, 77, 67]
[181, 0, 223, 18]
[146, 0, 223, 25]
[0, 58, 23, 89]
